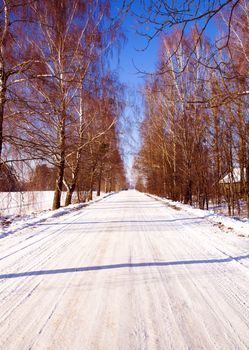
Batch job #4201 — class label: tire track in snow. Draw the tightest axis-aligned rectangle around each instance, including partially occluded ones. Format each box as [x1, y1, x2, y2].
[142, 205, 248, 348]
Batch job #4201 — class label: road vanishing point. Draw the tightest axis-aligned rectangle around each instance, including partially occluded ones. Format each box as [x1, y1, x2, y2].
[0, 190, 249, 349]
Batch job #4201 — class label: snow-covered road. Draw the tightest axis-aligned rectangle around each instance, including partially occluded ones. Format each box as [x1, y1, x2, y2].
[1, 190, 249, 349]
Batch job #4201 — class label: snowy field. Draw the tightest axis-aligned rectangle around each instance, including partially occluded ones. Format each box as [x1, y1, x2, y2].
[0, 191, 100, 216]
[0, 191, 67, 216]
[0, 190, 249, 349]
[0, 192, 107, 239]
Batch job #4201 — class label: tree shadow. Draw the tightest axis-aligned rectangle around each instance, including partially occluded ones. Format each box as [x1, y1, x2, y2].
[37, 216, 212, 226]
[88, 204, 164, 210]
[1, 253, 248, 279]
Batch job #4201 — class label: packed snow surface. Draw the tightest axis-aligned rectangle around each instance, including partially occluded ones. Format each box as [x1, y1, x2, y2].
[0, 190, 249, 349]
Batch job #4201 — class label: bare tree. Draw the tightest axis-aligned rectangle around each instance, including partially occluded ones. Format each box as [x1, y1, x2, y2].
[0, 0, 35, 171]
[6, 0, 124, 210]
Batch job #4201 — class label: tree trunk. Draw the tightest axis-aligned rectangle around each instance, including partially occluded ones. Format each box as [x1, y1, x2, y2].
[246, 165, 249, 217]
[52, 156, 65, 210]
[87, 170, 95, 201]
[65, 183, 76, 206]
[97, 167, 102, 196]
[65, 89, 85, 206]
[52, 117, 66, 210]
[0, 2, 9, 162]
[205, 193, 209, 210]
[64, 149, 82, 206]
[184, 179, 192, 205]
[0, 100, 4, 162]
[0, 66, 6, 161]
[226, 185, 231, 216]
[213, 107, 221, 205]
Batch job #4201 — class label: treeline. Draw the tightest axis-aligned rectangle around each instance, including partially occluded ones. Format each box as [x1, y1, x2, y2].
[134, 2, 249, 216]
[0, 0, 127, 209]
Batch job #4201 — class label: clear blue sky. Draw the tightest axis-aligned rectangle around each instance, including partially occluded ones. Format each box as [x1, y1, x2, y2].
[111, 2, 161, 184]
[111, 1, 160, 86]
[111, 1, 218, 86]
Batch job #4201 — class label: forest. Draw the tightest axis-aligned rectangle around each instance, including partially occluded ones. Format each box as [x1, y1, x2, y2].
[1, 0, 249, 217]
[133, 0, 249, 217]
[0, 0, 127, 210]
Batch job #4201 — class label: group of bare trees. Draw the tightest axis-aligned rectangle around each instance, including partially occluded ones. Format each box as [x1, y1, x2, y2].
[134, 0, 249, 216]
[0, 0, 126, 209]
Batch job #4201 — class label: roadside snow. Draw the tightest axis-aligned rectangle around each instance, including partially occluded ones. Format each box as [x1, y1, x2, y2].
[147, 194, 249, 238]
[0, 192, 112, 239]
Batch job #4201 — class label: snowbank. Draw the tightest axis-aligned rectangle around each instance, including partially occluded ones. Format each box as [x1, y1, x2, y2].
[147, 194, 249, 238]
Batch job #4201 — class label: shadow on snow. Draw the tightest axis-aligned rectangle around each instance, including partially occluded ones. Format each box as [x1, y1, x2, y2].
[36, 216, 213, 226]
[1, 253, 248, 279]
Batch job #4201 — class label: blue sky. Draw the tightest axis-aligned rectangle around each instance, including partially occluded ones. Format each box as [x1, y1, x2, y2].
[112, 1, 218, 87]
[111, 2, 161, 184]
[111, 1, 161, 86]
[110, 1, 219, 184]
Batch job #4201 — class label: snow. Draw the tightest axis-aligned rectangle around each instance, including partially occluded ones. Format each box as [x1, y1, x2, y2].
[220, 167, 246, 183]
[0, 192, 110, 239]
[148, 194, 249, 238]
[0, 190, 249, 349]
[0, 191, 63, 216]
[0, 190, 101, 216]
